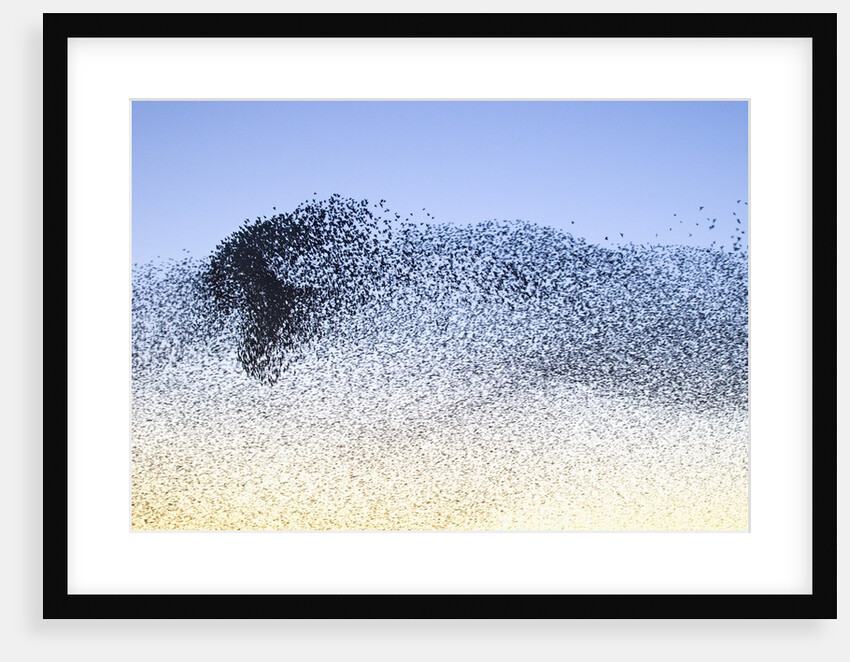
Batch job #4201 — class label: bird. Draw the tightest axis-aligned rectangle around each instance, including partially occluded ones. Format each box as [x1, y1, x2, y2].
[699, 206, 704, 210]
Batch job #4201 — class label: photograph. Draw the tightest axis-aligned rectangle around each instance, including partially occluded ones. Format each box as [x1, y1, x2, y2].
[131, 99, 750, 531]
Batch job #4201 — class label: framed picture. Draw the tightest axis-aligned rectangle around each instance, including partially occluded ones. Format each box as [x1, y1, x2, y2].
[46, 13, 836, 618]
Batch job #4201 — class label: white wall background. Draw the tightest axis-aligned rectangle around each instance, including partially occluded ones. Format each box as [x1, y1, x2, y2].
[1, 0, 846, 661]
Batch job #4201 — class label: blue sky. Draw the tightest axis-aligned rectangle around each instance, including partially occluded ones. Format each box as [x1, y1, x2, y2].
[132, 100, 748, 264]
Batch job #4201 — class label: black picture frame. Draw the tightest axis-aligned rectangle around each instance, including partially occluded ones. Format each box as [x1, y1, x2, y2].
[45, 12, 837, 619]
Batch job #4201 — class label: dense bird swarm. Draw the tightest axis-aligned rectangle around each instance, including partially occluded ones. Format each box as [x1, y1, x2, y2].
[131, 195, 749, 530]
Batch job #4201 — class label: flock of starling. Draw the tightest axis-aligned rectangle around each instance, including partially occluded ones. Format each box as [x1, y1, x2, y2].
[131, 195, 749, 530]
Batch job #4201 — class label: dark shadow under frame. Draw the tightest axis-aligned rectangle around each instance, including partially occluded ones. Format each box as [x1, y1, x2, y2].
[44, 12, 837, 619]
